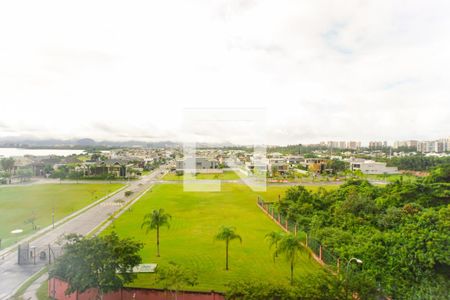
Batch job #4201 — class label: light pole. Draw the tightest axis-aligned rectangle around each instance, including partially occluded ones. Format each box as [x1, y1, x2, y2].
[52, 207, 55, 229]
[345, 257, 363, 299]
[346, 257, 363, 273]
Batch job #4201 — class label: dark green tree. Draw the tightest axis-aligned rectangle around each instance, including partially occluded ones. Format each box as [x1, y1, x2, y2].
[50, 232, 143, 299]
[156, 261, 198, 300]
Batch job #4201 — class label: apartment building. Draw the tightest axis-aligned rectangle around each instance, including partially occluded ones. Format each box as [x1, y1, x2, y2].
[417, 139, 449, 153]
[393, 140, 418, 149]
[347, 141, 361, 150]
[368, 141, 387, 149]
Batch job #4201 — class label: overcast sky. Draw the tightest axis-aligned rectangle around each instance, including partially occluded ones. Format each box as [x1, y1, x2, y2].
[0, 0, 449, 145]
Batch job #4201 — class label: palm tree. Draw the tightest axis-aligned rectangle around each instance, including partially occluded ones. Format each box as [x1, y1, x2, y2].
[141, 208, 171, 257]
[214, 226, 242, 271]
[265, 231, 285, 260]
[275, 234, 308, 285]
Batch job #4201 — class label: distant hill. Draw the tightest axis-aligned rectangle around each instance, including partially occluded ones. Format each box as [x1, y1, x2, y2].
[0, 137, 182, 149]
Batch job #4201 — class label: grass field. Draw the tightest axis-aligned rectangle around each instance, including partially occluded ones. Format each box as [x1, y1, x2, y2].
[365, 173, 419, 183]
[0, 183, 123, 249]
[162, 171, 242, 181]
[103, 183, 331, 291]
[36, 280, 49, 300]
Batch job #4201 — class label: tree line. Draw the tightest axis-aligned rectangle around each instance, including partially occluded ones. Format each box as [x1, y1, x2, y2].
[276, 164, 450, 299]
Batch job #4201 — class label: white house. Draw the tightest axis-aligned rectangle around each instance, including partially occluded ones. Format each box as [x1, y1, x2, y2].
[176, 157, 221, 174]
[349, 159, 399, 175]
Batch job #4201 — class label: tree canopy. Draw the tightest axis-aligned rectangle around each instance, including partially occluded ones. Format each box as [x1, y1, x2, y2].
[276, 164, 450, 299]
[50, 232, 143, 298]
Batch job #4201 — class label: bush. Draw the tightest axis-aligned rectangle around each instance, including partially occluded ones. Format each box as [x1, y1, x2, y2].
[226, 272, 347, 300]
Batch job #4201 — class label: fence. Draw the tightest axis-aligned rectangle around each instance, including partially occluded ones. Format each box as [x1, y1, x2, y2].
[48, 277, 225, 300]
[256, 197, 340, 272]
[18, 242, 63, 266]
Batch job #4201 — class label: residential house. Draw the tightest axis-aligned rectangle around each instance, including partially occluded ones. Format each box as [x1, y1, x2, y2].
[348, 159, 399, 175]
[176, 157, 221, 174]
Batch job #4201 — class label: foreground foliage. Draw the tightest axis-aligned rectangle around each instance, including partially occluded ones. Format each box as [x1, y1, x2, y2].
[226, 271, 347, 300]
[156, 261, 198, 300]
[277, 164, 450, 299]
[50, 233, 143, 298]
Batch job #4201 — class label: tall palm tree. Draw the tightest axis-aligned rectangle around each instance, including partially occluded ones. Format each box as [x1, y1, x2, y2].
[275, 234, 307, 285]
[141, 208, 171, 257]
[214, 226, 242, 271]
[265, 231, 285, 260]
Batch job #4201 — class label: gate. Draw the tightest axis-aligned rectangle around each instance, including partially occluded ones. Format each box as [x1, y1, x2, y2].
[18, 243, 63, 265]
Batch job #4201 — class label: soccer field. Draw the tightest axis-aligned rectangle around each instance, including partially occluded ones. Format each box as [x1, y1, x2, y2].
[104, 183, 326, 291]
[0, 183, 124, 249]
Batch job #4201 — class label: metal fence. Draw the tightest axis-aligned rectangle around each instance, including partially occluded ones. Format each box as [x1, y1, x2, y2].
[257, 197, 340, 271]
[18, 242, 63, 266]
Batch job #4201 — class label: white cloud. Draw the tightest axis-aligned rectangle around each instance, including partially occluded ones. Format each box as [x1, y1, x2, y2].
[0, 0, 449, 145]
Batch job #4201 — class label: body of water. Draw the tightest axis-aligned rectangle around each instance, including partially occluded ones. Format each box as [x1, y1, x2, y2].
[0, 148, 85, 157]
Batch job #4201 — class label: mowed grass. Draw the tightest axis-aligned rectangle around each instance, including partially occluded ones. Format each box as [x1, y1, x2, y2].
[0, 183, 123, 248]
[162, 171, 242, 181]
[104, 183, 330, 291]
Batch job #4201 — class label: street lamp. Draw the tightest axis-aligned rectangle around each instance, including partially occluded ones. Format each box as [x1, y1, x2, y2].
[52, 206, 55, 229]
[346, 257, 363, 272]
[345, 257, 363, 299]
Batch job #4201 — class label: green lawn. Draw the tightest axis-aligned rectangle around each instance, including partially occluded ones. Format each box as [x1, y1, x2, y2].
[36, 280, 49, 300]
[104, 183, 324, 291]
[162, 171, 242, 181]
[0, 183, 123, 249]
[364, 173, 419, 183]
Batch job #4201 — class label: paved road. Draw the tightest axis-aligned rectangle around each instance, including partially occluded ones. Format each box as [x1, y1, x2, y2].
[0, 167, 168, 300]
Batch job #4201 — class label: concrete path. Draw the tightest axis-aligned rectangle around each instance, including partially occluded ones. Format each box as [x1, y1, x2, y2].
[0, 166, 168, 300]
[22, 273, 47, 300]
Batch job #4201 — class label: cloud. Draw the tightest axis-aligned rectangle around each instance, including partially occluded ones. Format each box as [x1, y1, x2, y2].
[0, 0, 449, 145]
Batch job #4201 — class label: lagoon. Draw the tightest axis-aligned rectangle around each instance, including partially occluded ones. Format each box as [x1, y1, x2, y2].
[0, 148, 85, 157]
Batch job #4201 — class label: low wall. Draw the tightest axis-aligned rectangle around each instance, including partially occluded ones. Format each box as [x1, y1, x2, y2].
[48, 278, 225, 300]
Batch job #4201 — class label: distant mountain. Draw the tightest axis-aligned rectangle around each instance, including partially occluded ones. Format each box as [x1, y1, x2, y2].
[0, 137, 182, 149]
[76, 138, 96, 146]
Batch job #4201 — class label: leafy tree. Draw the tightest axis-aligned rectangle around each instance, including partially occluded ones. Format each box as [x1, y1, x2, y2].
[141, 208, 171, 257]
[326, 159, 349, 174]
[156, 261, 198, 300]
[214, 226, 242, 271]
[386, 155, 450, 171]
[17, 168, 33, 182]
[427, 163, 450, 183]
[50, 232, 143, 299]
[226, 280, 293, 300]
[0, 157, 14, 183]
[276, 167, 450, 298]
[275, 234, 308, 285]
[226, 271, 346, 300]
